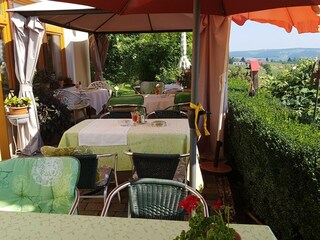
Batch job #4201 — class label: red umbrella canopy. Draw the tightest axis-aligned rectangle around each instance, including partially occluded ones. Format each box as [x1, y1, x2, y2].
[56, 0, 320, 15]
[232, 5, 320, 33]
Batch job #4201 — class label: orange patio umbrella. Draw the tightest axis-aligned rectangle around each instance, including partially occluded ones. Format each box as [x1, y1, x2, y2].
[232, 5, 320, 33]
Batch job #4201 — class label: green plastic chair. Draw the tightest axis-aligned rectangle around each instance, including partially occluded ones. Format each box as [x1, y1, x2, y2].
[108, 95, 144, 106]
[0, 156, 80, 214]
[165, 92, 191, 112]
[107, 95, 146, 114]
[101, 178, 209, 220]
[174, 92, 191, 105]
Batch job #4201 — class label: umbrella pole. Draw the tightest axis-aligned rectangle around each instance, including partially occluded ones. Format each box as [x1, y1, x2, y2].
[189, 0, 201, 189]
[200, 76, 232, 174]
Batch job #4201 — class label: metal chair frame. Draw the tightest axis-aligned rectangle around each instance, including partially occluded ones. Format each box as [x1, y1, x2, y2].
[73, 153, 120, 203]
[101, 178, 209, 218]
[146, 110, 188, 119]
[124, 150, 190, 183]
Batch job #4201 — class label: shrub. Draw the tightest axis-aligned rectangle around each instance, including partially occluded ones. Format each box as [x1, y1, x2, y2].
[227, 78, 320, 240]
[35, 90, 72, 145]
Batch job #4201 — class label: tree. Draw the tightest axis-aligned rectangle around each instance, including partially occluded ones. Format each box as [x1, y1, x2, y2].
[104, 33, 188, 85]
[240, 57, 246, 62]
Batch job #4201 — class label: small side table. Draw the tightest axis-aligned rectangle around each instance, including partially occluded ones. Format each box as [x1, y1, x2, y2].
[7, 114, 29, 155]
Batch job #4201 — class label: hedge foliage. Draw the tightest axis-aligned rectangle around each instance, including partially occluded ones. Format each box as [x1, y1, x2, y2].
[227, 79, 320, 240]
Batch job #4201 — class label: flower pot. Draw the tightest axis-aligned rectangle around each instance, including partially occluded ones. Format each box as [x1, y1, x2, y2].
[235, 232, 241, 240]
[9, 106, 28, 115]
[58, 80, 64, 88]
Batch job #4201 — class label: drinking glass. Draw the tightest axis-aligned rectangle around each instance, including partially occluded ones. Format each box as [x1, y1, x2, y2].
[131, 112, 138, 125]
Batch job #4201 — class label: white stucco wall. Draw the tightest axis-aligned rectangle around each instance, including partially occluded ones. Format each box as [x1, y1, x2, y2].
[63, 29, 91, 87]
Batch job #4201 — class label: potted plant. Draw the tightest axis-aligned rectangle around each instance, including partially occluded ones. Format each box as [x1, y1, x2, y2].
[64, 77, 73, 87]
[33, 70, 54, 90]
[4, 96, 32, 115]
[175, 196, 241, 240]
[57, 76, 65, 88]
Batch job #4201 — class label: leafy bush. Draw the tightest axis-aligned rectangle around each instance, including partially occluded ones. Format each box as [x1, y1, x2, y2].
[227, 78, 320, 240]
[263, 58, 316, 123]
[35, 90, 72, 145]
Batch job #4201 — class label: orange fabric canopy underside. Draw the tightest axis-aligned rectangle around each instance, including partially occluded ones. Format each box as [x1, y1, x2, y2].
[232, 6, 320, 33]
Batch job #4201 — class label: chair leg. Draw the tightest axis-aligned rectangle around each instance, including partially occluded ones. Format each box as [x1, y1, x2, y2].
[114, 155, 121, 203]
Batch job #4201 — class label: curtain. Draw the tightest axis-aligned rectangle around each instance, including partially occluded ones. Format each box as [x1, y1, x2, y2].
[198, 15, 231, 159]
[89, 33, 110, 82]
[11, 13, 44, 155]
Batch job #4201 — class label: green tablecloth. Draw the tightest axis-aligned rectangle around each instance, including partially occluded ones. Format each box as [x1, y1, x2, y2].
[0, 211, 278, 240]
[59, 119, 190, 171]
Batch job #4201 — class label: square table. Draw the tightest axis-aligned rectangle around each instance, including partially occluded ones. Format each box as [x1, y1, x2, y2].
[59, 119, 203, 189]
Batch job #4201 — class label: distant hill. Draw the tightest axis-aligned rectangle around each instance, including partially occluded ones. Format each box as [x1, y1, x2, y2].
[230, 48, 320, 61]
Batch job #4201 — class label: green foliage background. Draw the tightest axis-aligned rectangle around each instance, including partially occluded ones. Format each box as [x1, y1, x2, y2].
[104, 33, 192, 86]
[227, 78, 320, 240]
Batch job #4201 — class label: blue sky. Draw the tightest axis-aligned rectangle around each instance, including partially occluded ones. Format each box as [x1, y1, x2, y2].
[229, 21, 320, 51]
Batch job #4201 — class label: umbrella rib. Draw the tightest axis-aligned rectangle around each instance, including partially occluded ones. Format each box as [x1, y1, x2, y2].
[119, 0, 134, 15]
[147, 14, 153, 31]
[285, 8, 294, 25]
[94, 13, 117, 32]
[221, 0, 226, 15]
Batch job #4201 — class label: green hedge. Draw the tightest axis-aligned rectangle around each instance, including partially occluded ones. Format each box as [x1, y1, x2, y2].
[227, 79, 320, 240]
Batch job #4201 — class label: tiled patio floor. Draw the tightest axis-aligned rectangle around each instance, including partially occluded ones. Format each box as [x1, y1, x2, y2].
[78, 162, 255, 224]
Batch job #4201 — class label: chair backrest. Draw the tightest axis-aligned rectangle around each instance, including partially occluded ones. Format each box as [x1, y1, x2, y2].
[147, 110, 188, 119]
[130, 152, 182, 179]
[108, 95, 144, 106]
[54, 89, 87, 110]
[174, 92, 191, 104]
[173, 92, 191, 112]
[88, 81, 107, 89]
[140, 81, 164, 94]
[73, 154, 98, 189]
[0, 156, 80, 214]
[100, 110, 132, 119]
[101, 178, 209, 219]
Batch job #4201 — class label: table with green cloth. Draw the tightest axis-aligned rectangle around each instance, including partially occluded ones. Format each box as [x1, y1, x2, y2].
[1, 211, 277, 240]
[58, 119, 203, 188]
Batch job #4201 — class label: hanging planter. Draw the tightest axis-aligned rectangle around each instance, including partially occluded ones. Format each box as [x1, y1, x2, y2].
[4, 96, 31, 115]
[8, 106, 29, 115]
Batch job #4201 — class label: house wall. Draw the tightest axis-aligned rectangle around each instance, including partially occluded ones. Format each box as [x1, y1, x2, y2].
[64, 29, 90, 87]
[0, 0, 91, 160]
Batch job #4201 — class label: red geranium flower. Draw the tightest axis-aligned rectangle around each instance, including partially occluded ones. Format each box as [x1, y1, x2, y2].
[179, 195, 200, 214]
[213, 199, 223, 210]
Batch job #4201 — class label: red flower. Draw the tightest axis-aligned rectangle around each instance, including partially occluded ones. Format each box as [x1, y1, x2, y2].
[213, 199, 223, 210]
[179, 195, 200, 214]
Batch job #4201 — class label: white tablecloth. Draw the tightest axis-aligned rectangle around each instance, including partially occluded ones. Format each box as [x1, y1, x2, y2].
[143, 94, 175, 113]
[78, 119, 130, 146]
[66, 87, 110, 114]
